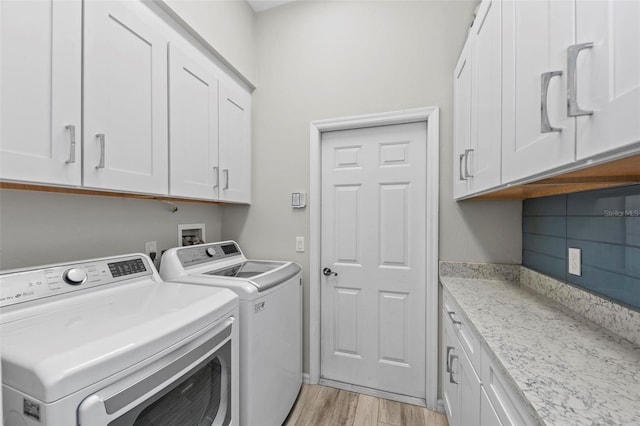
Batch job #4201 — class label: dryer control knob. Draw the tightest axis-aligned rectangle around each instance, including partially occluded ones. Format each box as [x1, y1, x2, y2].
[206, 247, 217, 257]
[63, 268, 87, 285]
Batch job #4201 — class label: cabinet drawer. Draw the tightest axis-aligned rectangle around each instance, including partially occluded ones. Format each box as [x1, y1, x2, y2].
[443, 291, 481, 373]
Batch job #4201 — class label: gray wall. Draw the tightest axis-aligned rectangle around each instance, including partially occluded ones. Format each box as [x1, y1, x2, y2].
[0, 189, 222, 269]
[221, 0, 522, 374]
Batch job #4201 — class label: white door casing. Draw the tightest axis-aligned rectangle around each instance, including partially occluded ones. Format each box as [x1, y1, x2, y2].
[309, 108, 439, 409]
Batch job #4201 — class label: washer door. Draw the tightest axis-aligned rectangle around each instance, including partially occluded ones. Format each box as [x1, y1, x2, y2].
[78, 319, 234, 426]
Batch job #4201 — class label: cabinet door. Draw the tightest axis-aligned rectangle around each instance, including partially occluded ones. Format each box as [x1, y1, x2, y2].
[481, 386, 503, 426]
[83, 0, 168, 195]
[453, 38, 473, 199]
[456, 347, 481, 426]
[219, 83, 251, 203]
[442, 313, 459, 426]
[0, 0, 81, 186]
[469, 0, 501, 194]
[502, 0, 576, 183]
[168, 43, 219, 200]
[575, 0, 640, 159]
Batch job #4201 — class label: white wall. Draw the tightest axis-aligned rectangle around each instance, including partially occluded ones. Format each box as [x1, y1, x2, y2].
[164, 0, 256, 82]
[0, 190, 223, 270]
[221, 0, 522, 374]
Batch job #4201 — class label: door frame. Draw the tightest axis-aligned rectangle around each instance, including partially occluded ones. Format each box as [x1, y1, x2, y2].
[309, 107, 440, 409]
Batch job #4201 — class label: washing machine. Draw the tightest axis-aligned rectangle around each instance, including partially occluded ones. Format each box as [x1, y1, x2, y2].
[1, 253, 239, 426]
[160, 241, 303, 426]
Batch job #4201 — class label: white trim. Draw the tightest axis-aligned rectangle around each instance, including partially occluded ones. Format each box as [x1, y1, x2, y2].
[309, 107, 440, 410]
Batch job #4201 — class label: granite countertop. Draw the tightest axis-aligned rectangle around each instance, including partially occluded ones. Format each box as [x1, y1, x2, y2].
[440, 275, 640, 425]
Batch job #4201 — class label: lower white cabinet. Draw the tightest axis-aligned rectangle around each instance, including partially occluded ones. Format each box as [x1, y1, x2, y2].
[442, 286, 535, 426]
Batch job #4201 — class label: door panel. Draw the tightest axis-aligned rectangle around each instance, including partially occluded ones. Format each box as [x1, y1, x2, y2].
[320, 122, 426, 399]
[0, 0, 81, 185]
[576, 0, 640, 159]
[502, 0, 576, 182]
[83, 0, 168, 194]
[168, 43, 219, 199]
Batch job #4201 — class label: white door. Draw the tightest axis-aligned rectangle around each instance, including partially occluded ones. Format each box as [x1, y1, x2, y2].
[0, 0, 81, 186]
[83, 0, 168, 195]
[501, 0, 576, 183]
[320, 122, 426, 399]
[168, 43, 219, 200]
[575, 0, 640, 159]
[219, 83, 251, 203]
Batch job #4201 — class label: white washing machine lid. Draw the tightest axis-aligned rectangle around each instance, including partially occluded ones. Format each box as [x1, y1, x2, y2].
[1, 280, 237, 403]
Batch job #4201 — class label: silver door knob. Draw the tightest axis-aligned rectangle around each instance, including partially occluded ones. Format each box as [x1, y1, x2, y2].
[322, 267, 338, 277]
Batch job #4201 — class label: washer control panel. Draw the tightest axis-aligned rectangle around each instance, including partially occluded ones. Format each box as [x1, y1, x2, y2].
[177, 242, 242, 268]
[0, 255, 152, 308]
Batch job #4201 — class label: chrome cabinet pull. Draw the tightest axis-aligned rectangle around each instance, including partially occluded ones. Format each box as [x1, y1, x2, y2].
[541, 71, 563, 133]
[223, 169, 229, 189]
[567, 42, 594, 117]
[459, 154, 468, 181]
[96, 133, 105, 169]
[449, 355, 459, 384]
[464, 149, 474, 178]
[213, 166, 219, 189]
[448, 311, 462, 326]
[446, 346, 455, 372]
[65, 125, 76, 164]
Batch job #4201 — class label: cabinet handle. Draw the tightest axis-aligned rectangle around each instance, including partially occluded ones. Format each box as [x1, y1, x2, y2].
[449, 355, 459, 384]
[65, 125, 76, 164]
[567, 42, 594, 117]
[464, 149, 474, 178]
[540, 71, 563, 133]
[96, 133, 105, 169]
[446, 346, 455, 373]
[459, 154, 468, 181]
[213, 166, 219, 189]
[448, 311, 462, 326]
[223, 169, 229, 189]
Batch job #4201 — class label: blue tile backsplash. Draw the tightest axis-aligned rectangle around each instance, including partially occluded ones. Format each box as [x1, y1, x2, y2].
[523, 184, 640, 311]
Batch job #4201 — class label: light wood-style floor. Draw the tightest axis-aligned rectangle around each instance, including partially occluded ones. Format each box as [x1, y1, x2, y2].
[284, 384, 449, 426]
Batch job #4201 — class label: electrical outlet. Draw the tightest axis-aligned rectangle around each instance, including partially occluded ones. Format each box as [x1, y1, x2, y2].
[568, 247, 581, 276]
[296, 237, 304, 253]
[145, 241, 157, 256]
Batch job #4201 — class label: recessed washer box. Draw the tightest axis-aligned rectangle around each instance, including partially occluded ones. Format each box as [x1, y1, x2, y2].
[178, 224, 206, 246]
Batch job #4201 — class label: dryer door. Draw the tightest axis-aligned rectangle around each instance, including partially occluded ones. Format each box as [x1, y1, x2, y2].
[78, 318, 234, 426]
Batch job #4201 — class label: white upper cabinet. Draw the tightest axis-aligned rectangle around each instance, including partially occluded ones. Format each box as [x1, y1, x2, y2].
[575, 0, 640, 159]
[219, 83, 252, 204]
[0, 0, 82, 186]
[453, 0, 501, 200]
[168, 43, 220, 200]
[501, 0, 576, 183]
[469, 0, 502, 194]
[453, 39, 473, 199]
[83, 0, 169, 195]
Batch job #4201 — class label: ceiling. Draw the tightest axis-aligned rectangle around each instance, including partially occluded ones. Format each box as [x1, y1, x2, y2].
[247, 0, 295, 13]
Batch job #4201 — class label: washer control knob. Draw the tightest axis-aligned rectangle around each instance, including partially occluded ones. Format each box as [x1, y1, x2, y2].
[206, 247, 217, 257]
[63, 268, 87, 285]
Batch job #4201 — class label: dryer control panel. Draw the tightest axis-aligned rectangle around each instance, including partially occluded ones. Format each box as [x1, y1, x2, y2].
[177, 242, 242, 268]
[0, 255, 153, 308]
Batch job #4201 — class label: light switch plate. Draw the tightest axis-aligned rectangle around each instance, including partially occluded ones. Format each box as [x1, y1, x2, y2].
[296, 236, 304, 253]
[568, 247, 581, 276]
